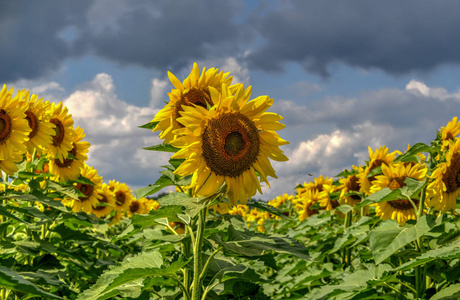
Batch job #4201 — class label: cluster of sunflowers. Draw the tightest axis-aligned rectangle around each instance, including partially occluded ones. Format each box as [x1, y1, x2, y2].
[0, 85, 158, 225]
[150, 63, 288, 206]
[213, 117, 460, 230]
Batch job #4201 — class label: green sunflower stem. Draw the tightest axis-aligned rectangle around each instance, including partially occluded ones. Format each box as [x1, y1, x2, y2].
[343, 211, 353, 266]
[191, 207, 206, 300]
[415, 186, 428, 298]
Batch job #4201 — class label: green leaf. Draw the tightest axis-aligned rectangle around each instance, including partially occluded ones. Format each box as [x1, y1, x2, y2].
[366, 166, 382, 178]
[247, 200, 286, 219]
[131, 206, 185, 228]
[158, 192, 208, 218]
[142, 144, 180, 153]
[212, 225, 310, 260]
[355, 187, 403, 209]
[45, 181, 81, 200]
[431, 283, 460, 300]
[370, 215, 437, 264]
[0, 206, 30, 224]
[394, 143, 431, 163]
[134, 175, 175, 199]
[77, 251, 189, 300]
[138, 121, 158, 129]
[395, 239, 460, 271]
[0, 266, 62, 299]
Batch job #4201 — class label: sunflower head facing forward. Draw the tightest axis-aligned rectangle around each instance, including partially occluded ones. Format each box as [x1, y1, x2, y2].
[171, 84, 288, 206]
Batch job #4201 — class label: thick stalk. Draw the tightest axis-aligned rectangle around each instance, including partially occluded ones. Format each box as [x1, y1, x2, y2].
[415, 186, 427, 298]
[343, 211, 353, 265]
[191, 208, 206, 300]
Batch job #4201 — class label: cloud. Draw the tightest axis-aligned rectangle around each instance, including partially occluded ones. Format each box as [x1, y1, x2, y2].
[150, 78, 169, 108]
[259, 79, 460, 199]
[62, 73, 163, 189]
[247, 1, 460, 76]
[0, 1, 90, 82]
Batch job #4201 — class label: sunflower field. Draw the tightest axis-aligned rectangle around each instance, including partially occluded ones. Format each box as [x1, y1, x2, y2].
[1, 63, 460, 300]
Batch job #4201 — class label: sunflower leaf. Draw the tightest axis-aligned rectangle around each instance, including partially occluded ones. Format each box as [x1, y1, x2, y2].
[246, 200, 286, 219]
[370, 215, 437, 264]
[142, 144, 180, 153]
[394, 143, 432, 163]
[395, 239, 460, 272]
[134, 175, 174, 199]
[0, 266, 62, 299]
[77, 251, 189, 300]
[138, 121, 158, 129]
[354, 187, 402, 209]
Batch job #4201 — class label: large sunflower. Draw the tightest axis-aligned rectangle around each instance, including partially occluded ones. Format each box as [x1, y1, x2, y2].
[152, 62, 234, 144]
[428, 138, 460, 212]
[0, 151, 24, 176]
[357, 146, 401, 195]
[370, 162, 427, 225]
[0, 86, 31, 159]
[68, 165, 103, 213]
[48, 127, 90, 182]
[46, 102, 76, 163]
[108, 180, 134, 213]
[170, 84, 288, 206]
[18, 90, 56, 155]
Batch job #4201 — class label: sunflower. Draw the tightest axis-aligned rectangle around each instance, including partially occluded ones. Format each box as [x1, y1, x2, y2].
[427, 138, 460, 212]
[108, 180, 134, 212]
[109, 210, 124, 226]
[171, 84, 288, 206]
[339, 166, 364, 207]
[228, 204, 249, 217]
[370, 162, 427, 225]
[46, 102, 76, 163]
[297, 175, 336, 210]
[268, 193, 294, 209]
[18, 90, 56, 155]
[295, 189, 320, 221]
[152, 62, 234, 143]
[48, 127, 90, 183]
[357, 146, 401, 195]
[92, 183, 115, 218]
[0, 86, 31, 160]
[0, 151, 24, 176]
[68, 165, 103, 213]
[209, 202, 230, 215]
[440, 117, 460, 151]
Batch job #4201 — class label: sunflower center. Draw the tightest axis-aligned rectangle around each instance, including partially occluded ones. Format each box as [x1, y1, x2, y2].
[446, 132, 455, 140]
[25, 110, 39, 139]
[174, 87, 212, 126]
[347, 175, 361, 200]
[387, 176, 418, 210]
[93, 195, 109, 211]
[316, 184, 324, 193]
[55, 143, 77, 168]
[115, 191, 126, 206]
[130, 201, 140, 213]
[76, 183, 94, 201]
[50, 118, 65, 146]
[202, 112, 260, 178]
[443, 152, 460, 193]
[0, 109, 12, 143]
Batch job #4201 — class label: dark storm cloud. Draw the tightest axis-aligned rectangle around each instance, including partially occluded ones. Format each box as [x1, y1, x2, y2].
[0, 1, 91, 82]
[248, 1, 460, 76]
[2, 0, 248, 82]
[75, 1, 249, 72]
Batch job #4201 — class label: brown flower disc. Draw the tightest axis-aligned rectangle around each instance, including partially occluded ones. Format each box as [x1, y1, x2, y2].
[25, 110, 39, 139]
[55, 144, 77, 168]
[387, 176, 418, 210]
[173, 87, 212, 125]
[50, 118, 65, 146]
[0, 109, 12, 143]
[202, 112, 259, 178]
[94, 195, 109, 211]
[443, 152, 460, 193]
[76, 183, 94, 201]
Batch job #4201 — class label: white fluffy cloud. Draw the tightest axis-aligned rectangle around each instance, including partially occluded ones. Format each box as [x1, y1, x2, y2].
[260, 79, 460, 200]
[62, 73, 162, 190]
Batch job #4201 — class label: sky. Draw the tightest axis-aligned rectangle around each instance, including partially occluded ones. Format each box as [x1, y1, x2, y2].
[4, 0, 460, 200]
